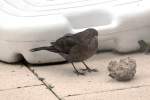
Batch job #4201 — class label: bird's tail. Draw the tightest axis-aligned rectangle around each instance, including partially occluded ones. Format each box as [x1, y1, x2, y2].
[30, 46, 59, 53]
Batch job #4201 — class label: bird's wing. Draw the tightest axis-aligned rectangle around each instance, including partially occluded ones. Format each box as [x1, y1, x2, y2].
[50, 33, 73, 45]
[52, 35, 78, 54]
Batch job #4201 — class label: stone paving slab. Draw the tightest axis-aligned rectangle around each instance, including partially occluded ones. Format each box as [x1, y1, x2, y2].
[66, 85, 150, 100]
[30, 52, 150, 98]
[0, 85, 58, 100]
[0, 63, 42, 90]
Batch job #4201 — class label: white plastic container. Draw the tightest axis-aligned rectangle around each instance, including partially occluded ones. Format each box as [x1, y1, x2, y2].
[0, 0, 149, 64]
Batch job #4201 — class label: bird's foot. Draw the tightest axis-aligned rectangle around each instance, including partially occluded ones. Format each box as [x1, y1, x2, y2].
[73, 70, 85, 76]
[81, 68, 98, 72]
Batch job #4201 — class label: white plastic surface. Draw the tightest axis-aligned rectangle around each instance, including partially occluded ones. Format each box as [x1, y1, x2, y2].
[0, 0, 150, 64]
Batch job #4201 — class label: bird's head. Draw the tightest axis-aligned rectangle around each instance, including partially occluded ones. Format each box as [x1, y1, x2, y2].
[82, 28, 98, 39]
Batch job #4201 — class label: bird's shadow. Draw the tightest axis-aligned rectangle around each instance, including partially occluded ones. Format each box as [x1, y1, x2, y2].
[20, 59, 85, 77]
[26, 60, 68, 67]
[0, 59, 99, 77]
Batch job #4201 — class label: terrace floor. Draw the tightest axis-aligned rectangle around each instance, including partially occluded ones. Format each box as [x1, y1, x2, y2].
[0, 52, 150, 100]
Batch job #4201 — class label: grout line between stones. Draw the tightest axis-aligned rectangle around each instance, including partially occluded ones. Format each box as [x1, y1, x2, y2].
[0, 84, 44, 92]
[22, 61, 62, 100]
[65, 84, 150, 98]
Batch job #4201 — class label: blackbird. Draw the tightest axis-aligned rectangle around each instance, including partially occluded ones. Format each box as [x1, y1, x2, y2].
[30, 28, 98, 75]
[138, 40, 150, 53]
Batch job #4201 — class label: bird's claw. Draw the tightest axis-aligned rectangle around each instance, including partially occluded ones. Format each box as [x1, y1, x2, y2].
[73, 70, 85, 76]
[81, 68, 98, 72]
[90, 69, 99, 72]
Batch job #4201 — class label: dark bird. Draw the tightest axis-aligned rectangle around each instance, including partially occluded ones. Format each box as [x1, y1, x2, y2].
[30, 28, 98, 75]
[138, 40, 150, 53]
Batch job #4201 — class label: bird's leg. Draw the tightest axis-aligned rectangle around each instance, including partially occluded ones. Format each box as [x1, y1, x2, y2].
[71, 63, 85, 75]
[81, 61, 98, 72]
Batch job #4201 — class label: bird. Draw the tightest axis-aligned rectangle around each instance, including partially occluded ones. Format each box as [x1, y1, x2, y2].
[30, 28, 98, 75]
[138, 40, 150, 53]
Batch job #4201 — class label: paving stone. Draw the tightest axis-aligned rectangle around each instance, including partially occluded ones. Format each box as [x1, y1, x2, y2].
[65, 86, 150, 100]
[0, 63, 41, 90]
[0, 85, 58, 100]
[31, 52, 150, 98]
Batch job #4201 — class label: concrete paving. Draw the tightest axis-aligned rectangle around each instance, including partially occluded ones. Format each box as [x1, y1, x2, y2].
[0, 52, 150, 100]
[30, 52, 150, 100]
[0, 86, 58, 100]
[0, 63, 41, 90]
[66, 86, 150, 100]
